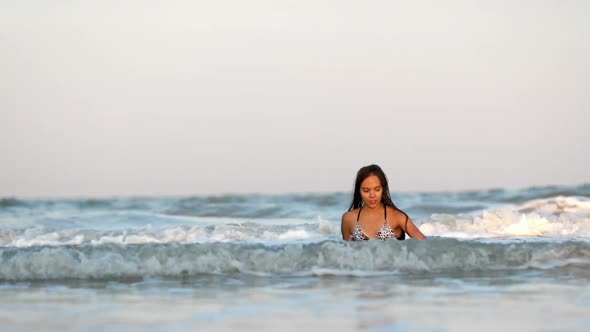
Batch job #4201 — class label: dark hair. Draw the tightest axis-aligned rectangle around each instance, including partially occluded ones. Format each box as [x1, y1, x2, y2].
[348, 164, 399, 211]
[347, 165, 410, 239]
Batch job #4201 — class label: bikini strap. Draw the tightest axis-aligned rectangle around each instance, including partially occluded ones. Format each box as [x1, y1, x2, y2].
[383, 205, 388, 225]
[401, 210, 409, 238]
[356, 207, 362, 223]
[393, 208, 410, 240]
[405, 213, 409, 233]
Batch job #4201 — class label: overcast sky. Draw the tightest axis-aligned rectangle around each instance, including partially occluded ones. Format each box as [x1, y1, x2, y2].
[1, 1, 589, 198]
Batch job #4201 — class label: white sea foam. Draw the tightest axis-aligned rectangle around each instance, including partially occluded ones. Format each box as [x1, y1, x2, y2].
[420, 196, 590, 239]
[0, 223, 329, 248]
[278, 229, 312, 240]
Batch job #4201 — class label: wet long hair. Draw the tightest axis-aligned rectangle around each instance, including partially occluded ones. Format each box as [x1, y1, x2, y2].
[348, 164, 408, 239]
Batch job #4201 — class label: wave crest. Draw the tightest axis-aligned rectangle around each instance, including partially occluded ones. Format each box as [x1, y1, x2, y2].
[1, 239, 589, 281]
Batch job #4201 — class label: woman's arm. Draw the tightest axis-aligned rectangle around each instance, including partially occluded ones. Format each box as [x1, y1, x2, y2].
[389, 207, 427, 240]
[341, 212, 353, 241]
[404, 215, 427, 240]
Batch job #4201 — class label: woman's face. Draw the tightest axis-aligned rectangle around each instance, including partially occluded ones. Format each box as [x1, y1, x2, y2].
[360, 174, 382, 209]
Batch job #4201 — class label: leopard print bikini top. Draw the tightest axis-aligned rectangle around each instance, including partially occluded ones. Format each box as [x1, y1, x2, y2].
[351, 206, 406, 241]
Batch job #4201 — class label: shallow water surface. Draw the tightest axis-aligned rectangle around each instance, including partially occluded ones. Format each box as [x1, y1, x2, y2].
[1, 185, 590, 331]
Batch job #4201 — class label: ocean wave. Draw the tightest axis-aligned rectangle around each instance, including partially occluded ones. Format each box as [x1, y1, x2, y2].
[0, 221, 335, 248]
[2, 196, 590, 248]
[1, 239, 589, 281]
[420, 196, 590, 238]
[162, 193, 346, 219]
[495, 184, 590, 204]
[514, 196, 590, 215]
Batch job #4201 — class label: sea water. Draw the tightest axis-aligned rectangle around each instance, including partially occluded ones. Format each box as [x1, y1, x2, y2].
[1, 185, 590, 331]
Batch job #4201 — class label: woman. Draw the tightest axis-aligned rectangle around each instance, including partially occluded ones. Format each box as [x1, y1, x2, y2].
[341, 164, 427, 241]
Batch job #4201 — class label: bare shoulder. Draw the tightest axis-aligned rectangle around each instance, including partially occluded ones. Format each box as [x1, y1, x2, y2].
[341, 209, 359, 240]
[341, 209, 359, 224]
[386, 206, 407, 219]
[386, 206, 408, 225]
